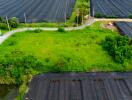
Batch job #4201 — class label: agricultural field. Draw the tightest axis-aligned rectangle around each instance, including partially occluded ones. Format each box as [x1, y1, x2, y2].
[0, 0, 75, 22]
[115, 22, 132, 38]
[90, 0, 132, 18]
[0, 0, 132, 99]
[0, 22, 131, 74]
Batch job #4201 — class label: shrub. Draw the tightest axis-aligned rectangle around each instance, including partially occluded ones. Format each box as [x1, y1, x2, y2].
[7, 41, 16, 46]
[0, 30, 2, 36]
[95, 13, 104, 18]
[103, 36, 132, 63]
[0, 23, 8, 30]
[0, 67, 6, 76]
[34, 29, 42, 33]
[129, 14, 132, 19]
[58, 27, 65, 32]
[0, 55, 43, 85]
[0, 17, 3, 23]
[106, 16, 118, 18]
[75, 15, 82, 25]
[9, 17, 19, 28]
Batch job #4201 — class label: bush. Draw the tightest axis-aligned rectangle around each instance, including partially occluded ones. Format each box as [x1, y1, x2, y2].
[9, 17, 19, 28]
[34, 29, 42, 33]
[0, 55, 43, 85]
[106, 16, 118, 18]
[103, 36, 132, 63]
[75, 15, 82, 25]
[0, 17, 19, 29]
[129, 14, 132, 19]
[0, 17, 3, 23]
[95, 13, 104, 18]
[58, 27, 65, 32]
[0, 23, 8, 30]
[7, 41, 16, 46]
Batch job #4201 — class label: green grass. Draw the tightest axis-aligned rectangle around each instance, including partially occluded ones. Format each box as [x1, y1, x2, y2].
[19, 22, 61, 28]
[19, 22, 75, 28]
[0, 22, 132, 72]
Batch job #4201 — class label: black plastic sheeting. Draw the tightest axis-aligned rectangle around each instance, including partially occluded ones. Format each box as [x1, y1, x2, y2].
[0, 0, 75, 22]
[90, 0, 132, 18]
[115, 22, 132, 38]
[25, 72, 132, 100]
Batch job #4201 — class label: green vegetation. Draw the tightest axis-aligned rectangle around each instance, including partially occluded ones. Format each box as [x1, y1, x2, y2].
[103, 36, 132, 64]
[0, 17, 19, 28]
[1, 0, 132, 99]
[69, 0, 90, 24]
[129, 14, 132, 19]
[95, 13, 118, 18]
[0, 22, 132, 82]
[0, 21, 132, 99]
[75, 15, 83, 25]
[9, 17, 19, 28]
[19, 22, 61, 28]
[58, 27, 65, 32]
[0, 21, 9, 35]
[0, 17, 19, 35]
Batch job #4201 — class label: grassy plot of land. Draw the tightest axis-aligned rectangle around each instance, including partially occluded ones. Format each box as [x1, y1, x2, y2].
[0, 22, 132, 72]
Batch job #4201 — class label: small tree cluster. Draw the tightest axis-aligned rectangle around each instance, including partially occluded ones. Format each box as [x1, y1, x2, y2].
[75, 15, 82, 25]
[103, 36, 132, 63]
[0, 17, 19, 30]
[129, 14, 132, 19]
[9, 17, 19, 28]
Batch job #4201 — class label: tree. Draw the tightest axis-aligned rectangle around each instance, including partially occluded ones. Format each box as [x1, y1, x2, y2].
[9, 17, 19, 28]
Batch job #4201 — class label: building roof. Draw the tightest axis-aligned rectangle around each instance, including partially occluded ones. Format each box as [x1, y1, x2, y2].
[25, 72, 132, 100]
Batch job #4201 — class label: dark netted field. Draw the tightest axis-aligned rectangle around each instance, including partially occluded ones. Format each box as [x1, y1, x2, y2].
[0, 0, 75, 22]
[115, 22, 132, 38]
[90, 0, 132, 18]
[25, 73, 132, 100]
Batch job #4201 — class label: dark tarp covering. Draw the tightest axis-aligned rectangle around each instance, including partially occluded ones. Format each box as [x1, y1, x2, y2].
[25, 72, 132, 100]
[115, 22, 132, 38]
[0, 0, 75, 22]
[90, 0, 132, 18]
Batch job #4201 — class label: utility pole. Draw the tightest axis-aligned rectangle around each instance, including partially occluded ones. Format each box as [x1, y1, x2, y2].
[90, 0, 94, 18]
[82, 10, 84, 24]
[65, 0, 67, 25]
[24, 13, 27, 23]
[93, 7, 95, 18]
[77, 10, 79, 27]
[6, 16, 10, 31]
[82, 0, 84, 24]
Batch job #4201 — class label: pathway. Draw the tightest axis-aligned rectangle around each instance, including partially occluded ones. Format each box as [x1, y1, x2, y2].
[1, 18, 132, 45]
[0, 18, 95, 44]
